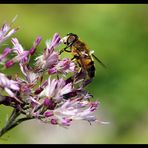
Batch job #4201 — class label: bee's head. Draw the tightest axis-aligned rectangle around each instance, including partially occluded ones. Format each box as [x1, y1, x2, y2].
[61, 33, 78, 46]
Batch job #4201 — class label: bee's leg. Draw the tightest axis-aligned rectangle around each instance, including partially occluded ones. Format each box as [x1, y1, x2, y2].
[72, 55, 79, 60]
[59, 46, 71, 55]
[71, 56, 82, 74]
[71, 56, 75, 61]
[75, 65, 91, 87]
[77, 66, 82, 73]
[59, 48, 64, 55]
[83, 78, 93, 87]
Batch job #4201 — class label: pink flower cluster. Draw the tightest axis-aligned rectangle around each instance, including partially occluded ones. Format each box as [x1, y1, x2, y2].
[0, 17, 105, 137]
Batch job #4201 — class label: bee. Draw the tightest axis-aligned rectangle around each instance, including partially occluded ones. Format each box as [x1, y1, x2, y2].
[60, 33, 106, 85]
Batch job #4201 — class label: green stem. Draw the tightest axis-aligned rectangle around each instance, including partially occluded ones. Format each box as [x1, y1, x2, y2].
[0, 109, 20, 137]
[0, 111, 34, 137]
[4, 117, 33, 133]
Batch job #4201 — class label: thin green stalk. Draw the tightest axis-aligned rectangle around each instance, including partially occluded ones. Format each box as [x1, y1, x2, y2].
[0, 109, 20, 137]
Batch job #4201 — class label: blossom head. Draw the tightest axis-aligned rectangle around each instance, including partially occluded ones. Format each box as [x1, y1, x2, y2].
[35, 33, 60, 72]
[0, 25, 105, 137]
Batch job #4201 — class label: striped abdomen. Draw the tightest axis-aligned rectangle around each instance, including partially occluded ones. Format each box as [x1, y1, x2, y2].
[80, 58, 95, 79]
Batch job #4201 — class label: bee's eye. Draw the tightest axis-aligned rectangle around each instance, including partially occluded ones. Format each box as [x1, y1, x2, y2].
[67, 35, 77, 45]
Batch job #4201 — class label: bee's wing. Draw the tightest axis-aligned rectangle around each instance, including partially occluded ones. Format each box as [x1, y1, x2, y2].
[92, 54, 107, 68]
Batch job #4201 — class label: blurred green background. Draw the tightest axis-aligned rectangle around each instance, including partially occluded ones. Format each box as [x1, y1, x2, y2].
[0, 4, 148, 144]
